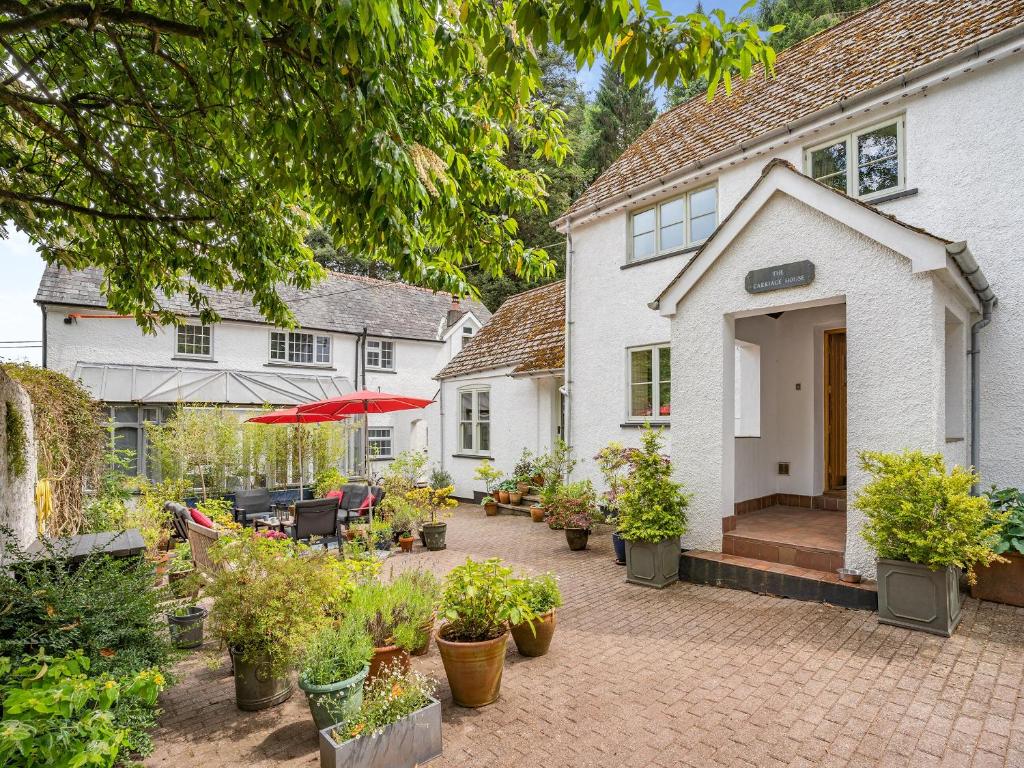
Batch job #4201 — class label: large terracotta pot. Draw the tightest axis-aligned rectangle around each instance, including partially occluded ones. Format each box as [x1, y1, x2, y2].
[411, 615, 435, 657]
[368, 644, 411, 685]
[497, 490, 510, 504]
[435, 629, 508, 708]
[530, 506, 545, 523]
[971, 553, 1024, 607]
[484, 502, 498, 516]
[516, 482, 531, 496]
[510, 609, 556, 657]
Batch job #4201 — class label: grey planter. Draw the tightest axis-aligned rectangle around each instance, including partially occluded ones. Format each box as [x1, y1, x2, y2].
[625, 536, 680, 589]
[876, 558, 962, 637]
[318, 696, 442, 768]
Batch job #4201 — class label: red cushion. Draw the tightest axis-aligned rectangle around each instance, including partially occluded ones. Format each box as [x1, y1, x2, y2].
[357, 493, 376, 512]
[326, 489, 344, 505]
[189, 508, 214, 529]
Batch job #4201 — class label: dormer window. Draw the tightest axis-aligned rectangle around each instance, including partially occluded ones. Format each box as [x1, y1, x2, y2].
[805, 117, 904, 199]
[629, 184, 718, 263]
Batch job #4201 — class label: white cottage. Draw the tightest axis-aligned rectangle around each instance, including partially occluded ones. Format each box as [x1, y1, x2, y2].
[555, 0, 1023, 585]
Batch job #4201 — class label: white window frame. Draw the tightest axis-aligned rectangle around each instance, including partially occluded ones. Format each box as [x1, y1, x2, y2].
[803, 116, 905, 200]
[457, 385, 491, 455]
[628, 183, 718, 263]
[268, 330, 332, 366]
[626, 344, 671, 423]
[175, 323, 212, 359]
[365, 338, 395, 371]
[367, 426, 394, 460]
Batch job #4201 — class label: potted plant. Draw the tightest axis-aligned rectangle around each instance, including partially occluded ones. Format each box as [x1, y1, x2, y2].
[529, 504, 545, 523]
[408, 485, 456, 550]
[370, 518, 393, 552]
[349, 580, 428, 685]
[166, 601, 208, 649]
[394, 569, 441, 657]
[436, 557, 535, 707]
[971, 487, 1024, 607]
[206, 532, 344, 710]
[513, 449, 534, 495]
[482, 495, 498, 516]
[298, 615, 374, 730]
[618, 426, 689, 589]
[858, 451, 1005, 635]
[429, 465, 454, 492]
[497, 479, 512, 505]
[388, 500, 420, 553]
[596, 442, 632, 565]
[473, 460, 503, 505]
[510, 573, 562, 657]
[320, 668, 441, 768]
[546, 480, 599, 550]
[508, 482, 524, 505]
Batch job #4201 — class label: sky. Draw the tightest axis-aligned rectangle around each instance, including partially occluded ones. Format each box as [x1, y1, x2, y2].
[0, 0, 751, 368]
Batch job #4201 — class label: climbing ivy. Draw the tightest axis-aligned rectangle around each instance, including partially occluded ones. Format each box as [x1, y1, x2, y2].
[4, 400, 27, 479]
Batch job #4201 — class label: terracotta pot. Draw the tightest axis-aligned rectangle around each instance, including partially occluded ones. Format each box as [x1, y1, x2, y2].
[516, 482, 531, 495]
[368, 644, 411, 686]
[484, 502, 498, 516]
[971, 553, 1024, 607]
[398, 535, 414, 553]
[344, 528, 357, 541]
[565, 527, 590, 551]
[150, 552, 171, 583]
[509, 491, 523, 505]
[530, 506, 545, 523]
[531, 473, 544, 487]
[411, 616, 435, 657]
[511, 609, 556, 657]
[435, 629, 509, 708]
[497, 490, 510, 504]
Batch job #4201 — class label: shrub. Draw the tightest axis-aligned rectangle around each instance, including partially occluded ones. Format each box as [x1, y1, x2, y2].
[987, 487, 1024, 556]
[439, 558, 535, 642]
[517, 573, 562, 615]
[473, 460, 503, 495]
[300, 615, 374, 687]
[380, 450, 428, 497]
[513, 448, 534, 482]
[406, 485, 457, 525]
[347, 582, 420, 651]
[617, 426, 689, 543]
[331, 667, 436, 744]
[314, 467, 348, 498]
[545, 480, 599, 530]
[428, 466, 454, 491]
[390, 570, 440, 648]
[856, 451, 1005, 581]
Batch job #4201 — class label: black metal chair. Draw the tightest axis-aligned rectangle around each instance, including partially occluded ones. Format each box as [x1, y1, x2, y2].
[338, 484, 386, 529]
[232, 488, 275, 526]
[165, 502, 190, 542]
[290, 498, 342, 546]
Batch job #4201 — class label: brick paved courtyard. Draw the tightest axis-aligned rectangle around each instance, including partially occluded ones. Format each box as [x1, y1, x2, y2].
[145, 505, 1024, 768]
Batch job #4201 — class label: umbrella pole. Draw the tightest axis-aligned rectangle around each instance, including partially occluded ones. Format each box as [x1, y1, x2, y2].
[363, 410, 371, 530]
[297, 422, 303, 501]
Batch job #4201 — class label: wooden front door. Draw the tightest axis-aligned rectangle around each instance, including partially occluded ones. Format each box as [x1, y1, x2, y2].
[824, 329, 847, 491]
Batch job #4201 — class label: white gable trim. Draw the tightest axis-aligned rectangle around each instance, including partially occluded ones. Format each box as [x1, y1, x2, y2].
[656, 163, 955, 317]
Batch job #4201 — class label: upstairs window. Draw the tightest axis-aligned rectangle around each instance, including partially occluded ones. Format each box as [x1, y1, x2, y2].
[269, 330, 331, 365]
[365, 339, 395, 370]
[628, 345, 670, 421]
[806, 117, 904, 199]
[629, 184, 718, 262]
[175, 324, 211, 358]
[458, 386, 490, 454]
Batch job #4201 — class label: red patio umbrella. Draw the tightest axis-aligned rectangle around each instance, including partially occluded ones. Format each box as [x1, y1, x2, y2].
[245, 407, 348, 498]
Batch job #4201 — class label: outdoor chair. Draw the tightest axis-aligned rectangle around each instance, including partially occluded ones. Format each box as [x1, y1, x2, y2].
[339, 485, 385, 529]
[166, 502, 190, 542]
[186, 519, 225, 574]
[289, 498, 342, 547]
[232, 488, 275, 526]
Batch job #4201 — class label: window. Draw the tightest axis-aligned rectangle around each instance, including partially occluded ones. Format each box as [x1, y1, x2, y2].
[462, 325, 474, 337]
[628, 345, 670, 420]
[629, 184, 718, 262]
[734, 341, 761, 437]
[806, 118, 904, 199]
[269, 330, 331, 365]
[365, 338, 395, 370]
[368, 427, 394, 459]
[944, 311, 966, 440]
[458, 387, 490, 454]
[176, 324, 211, 358]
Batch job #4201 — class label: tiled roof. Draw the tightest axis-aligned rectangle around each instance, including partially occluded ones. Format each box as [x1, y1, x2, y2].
[35, 265, 490, 342]
[565, 0, 1024, 218]
[436, 280, 564, 379]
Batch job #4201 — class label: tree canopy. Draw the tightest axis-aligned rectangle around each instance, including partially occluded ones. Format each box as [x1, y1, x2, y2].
[584, 61, 658, 179]
[0, 1, 778, 328]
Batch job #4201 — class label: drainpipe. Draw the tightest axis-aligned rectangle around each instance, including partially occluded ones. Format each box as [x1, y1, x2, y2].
[360, 326, 368, 389]
[947, 242, 997, 492]
[563, 223, 574, 462]
[40, 305, 47, 369]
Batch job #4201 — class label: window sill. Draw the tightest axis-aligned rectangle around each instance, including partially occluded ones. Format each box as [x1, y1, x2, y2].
[862, 187, 918, 205]
[945, 437, 965, 443]
[369, 455, 394, 462]
[264, 362, 337, 371]
[621, 244, 701, 271]
[365, 367, 398, 374]
[620, 421, 670, 429]
[452, 453, 495, 460]
[173, 356, 217, 363]
[735, 435, 762, 439]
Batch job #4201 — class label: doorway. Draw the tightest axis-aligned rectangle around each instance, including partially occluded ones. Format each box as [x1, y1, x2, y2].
[824, 329, 847, 491]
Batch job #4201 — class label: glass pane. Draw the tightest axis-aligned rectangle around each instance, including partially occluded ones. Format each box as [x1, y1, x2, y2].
[460, 422, 473, 451]
[811, 141, 847, 179]
[380, 342, 393, 369]
[630, 349, 653, 385]
[113, 406, 137, 424]
[858, 156, 899, 196]
[816, 172, 847, 193]
[857, 123, 898, 165]
[460, 392, 473, 421]
[477, 423, 490, 452]
[477, 391, 490, 422]
[113, 427, 139, 474]
[689, 212, 716, 243]
[658, 382, 671, 416]
[658, 347, 671, 384]
[632, 231, 656, 261]
[630, 383, 653, 418]
[270, 332, 286, 360]
[659, 198, 685, 226]
[315, 336, 330, 363]
[660, 221, 685, 252]
[689, 187, 717, 219]
[632, 208, 655, 235]
[290, 332, 313, 363]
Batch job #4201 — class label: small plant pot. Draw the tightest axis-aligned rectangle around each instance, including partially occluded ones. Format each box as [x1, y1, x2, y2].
[531, 473, 545, 487]
[509, 491, 523, 505]
[565, 527, 590, 551]
[411, 615, 435, 657]
[484, 501, 498, 516]
[516, 482, 531, 495]
[422, 522, 447, 551]
[435, 629, 509, 708]
[319, 697, 442, 768]
[368, 644, 412, 686]
[299, 664, 368, 731]
[344, 528, 357, 541]
[230, 648, 293, 711]
[166, 606, 207, 649]
[511, 609, 556, 657]
[612, 531, 626, 565]
[398, 535, 415, 553]
[530, 506, 546, 523]
[497, 490, 510, 504]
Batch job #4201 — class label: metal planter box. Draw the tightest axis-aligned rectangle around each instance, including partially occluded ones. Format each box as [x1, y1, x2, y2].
[876, 559, 962, 637]
[318, 697, 442, 768]
[625, 537, 680, 589]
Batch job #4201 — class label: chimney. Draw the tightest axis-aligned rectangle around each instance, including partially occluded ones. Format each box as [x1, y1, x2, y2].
[446, 297, 462, 328]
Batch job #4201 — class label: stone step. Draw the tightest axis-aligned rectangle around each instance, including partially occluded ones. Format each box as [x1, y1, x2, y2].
[495, 502, 533, 517]
[813, 493, 847, 512]
[679, 550, 877, 610]
[722, 530, 845, 573]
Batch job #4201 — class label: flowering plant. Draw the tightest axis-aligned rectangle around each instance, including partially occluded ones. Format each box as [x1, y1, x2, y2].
[545, 480, 599, 531]
[331, 667, 436, 744]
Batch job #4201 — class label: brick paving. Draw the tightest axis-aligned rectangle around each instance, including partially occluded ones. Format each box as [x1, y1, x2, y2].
[145, 505, 1024, 768]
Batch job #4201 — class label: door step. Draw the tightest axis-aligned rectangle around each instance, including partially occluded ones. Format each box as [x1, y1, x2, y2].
[495, 502, 533, 517]
[680, 551, 877, 610]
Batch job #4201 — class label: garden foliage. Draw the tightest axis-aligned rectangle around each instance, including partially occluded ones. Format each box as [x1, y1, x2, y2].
[616, 427, 689, 543]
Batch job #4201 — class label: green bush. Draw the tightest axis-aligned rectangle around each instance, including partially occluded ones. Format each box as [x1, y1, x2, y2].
[987, 487, 1024, 556]
[439, 558, 535, 642]
[314, 467, 348, 498]
[516, 572, 562, 615]
[300, 615, 374, 687]
[856, 451, 1005, 580]
[616, 426, 689, 543]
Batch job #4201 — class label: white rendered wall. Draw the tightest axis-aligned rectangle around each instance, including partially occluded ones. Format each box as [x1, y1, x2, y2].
[0, 368, 38, 548]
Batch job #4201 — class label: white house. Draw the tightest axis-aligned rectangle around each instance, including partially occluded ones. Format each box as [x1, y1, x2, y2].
[555, 0, 1023, 580]
[35, 265, 489, 479]
[435, 281, 565, 499]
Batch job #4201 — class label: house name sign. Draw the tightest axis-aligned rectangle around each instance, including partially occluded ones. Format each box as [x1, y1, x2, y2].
[745, 260, 815, 294]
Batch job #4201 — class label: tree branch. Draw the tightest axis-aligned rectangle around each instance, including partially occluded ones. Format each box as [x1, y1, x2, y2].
[0, 187, 214, 223]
